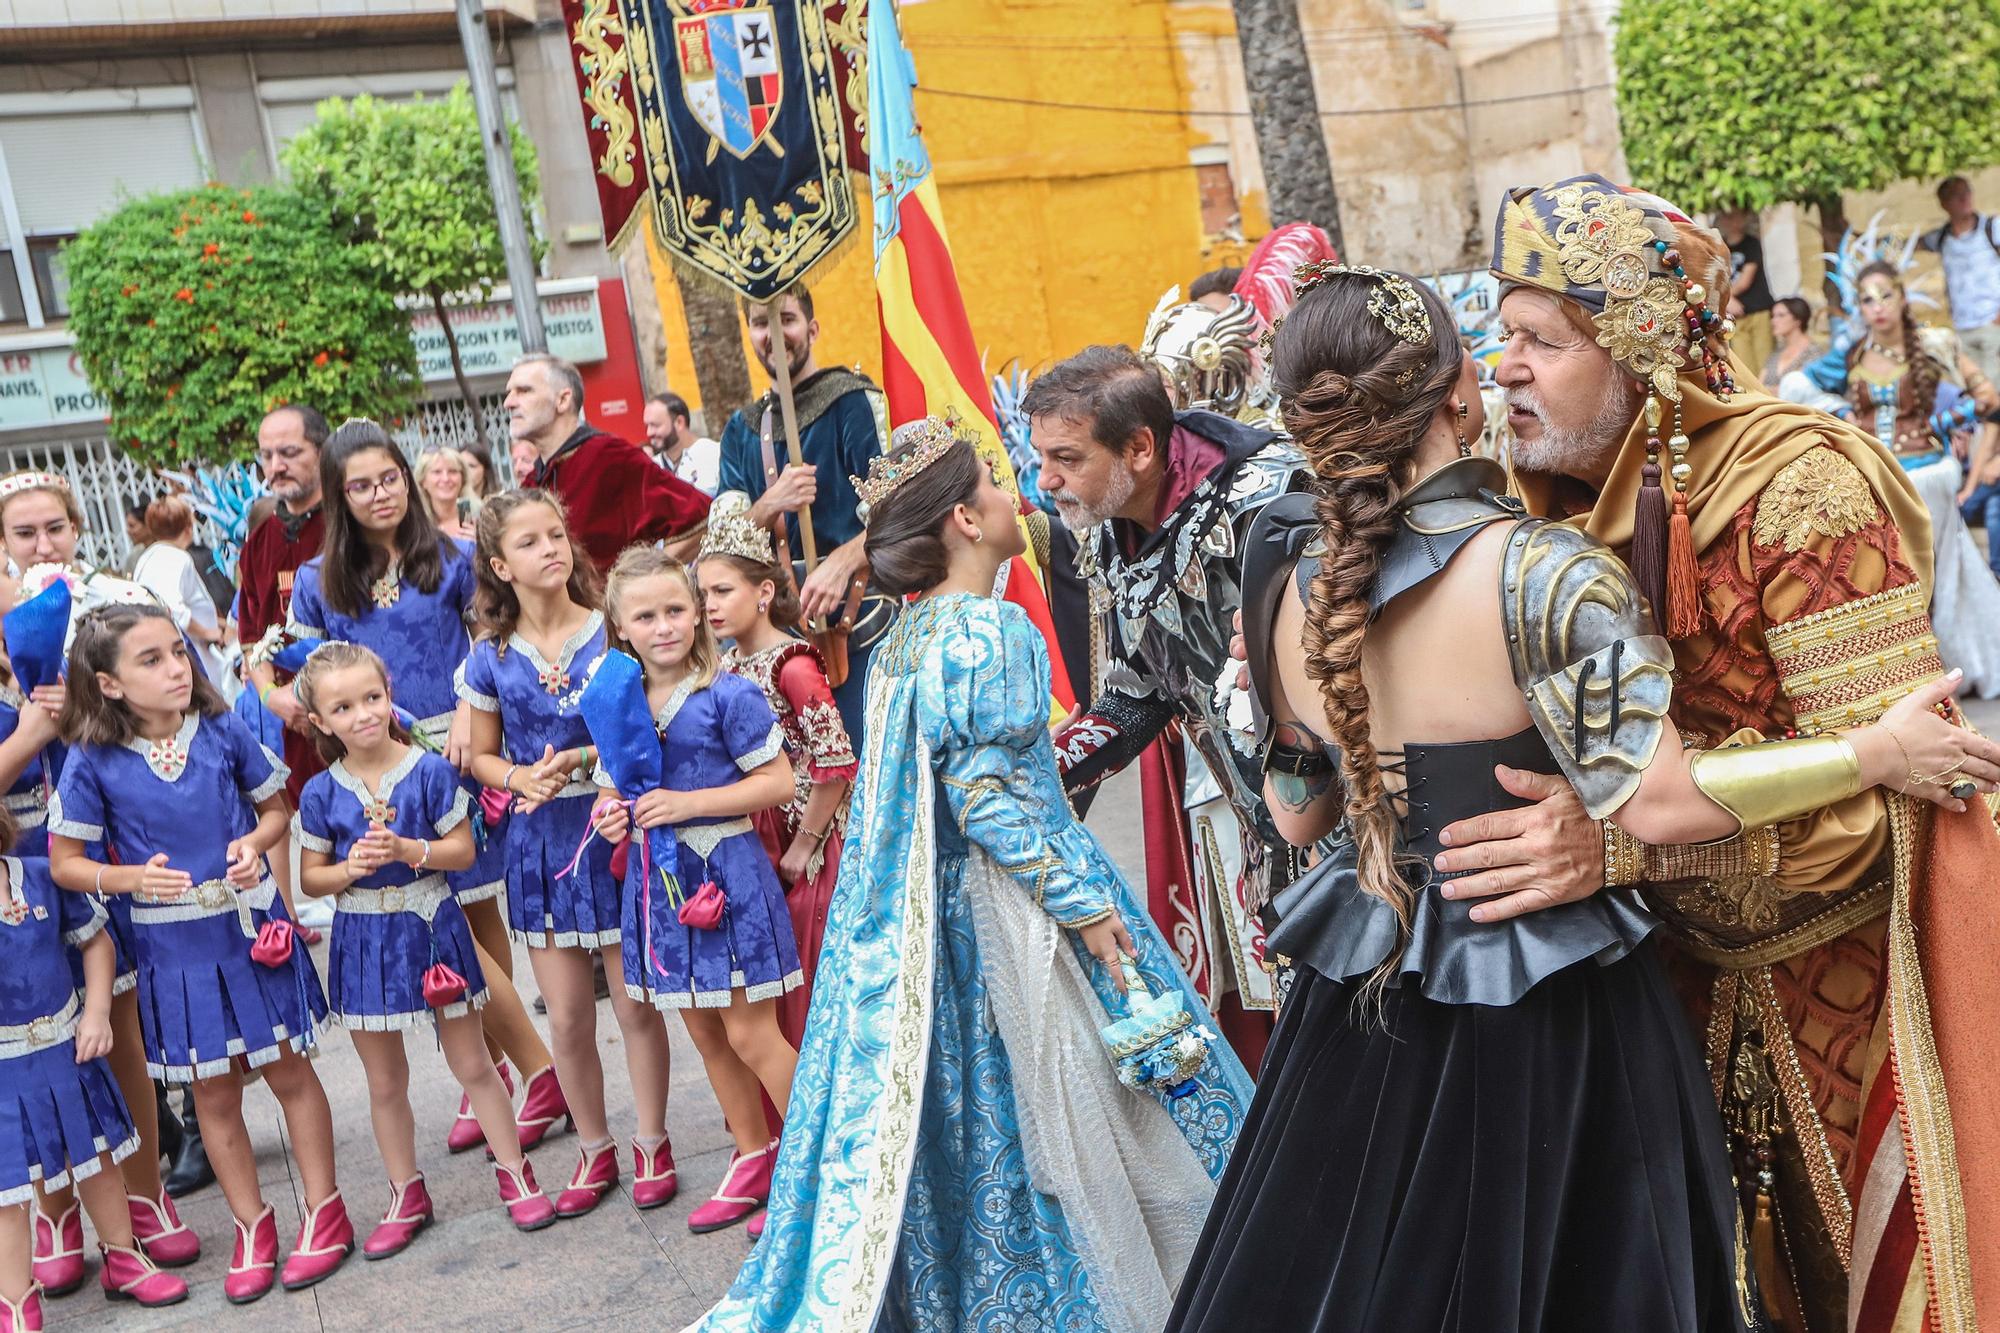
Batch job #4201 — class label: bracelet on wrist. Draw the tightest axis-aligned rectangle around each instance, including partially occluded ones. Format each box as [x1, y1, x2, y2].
[501, 763, 519, 794]
[414, 838, 432, 870]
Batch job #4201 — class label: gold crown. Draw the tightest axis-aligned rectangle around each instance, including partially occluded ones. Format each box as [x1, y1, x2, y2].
[852, 412, 971, 519]
[698, 494, 775, 565]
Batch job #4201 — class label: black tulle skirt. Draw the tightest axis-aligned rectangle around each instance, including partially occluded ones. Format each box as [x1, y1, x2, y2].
[1167, 943, 1761, 1333]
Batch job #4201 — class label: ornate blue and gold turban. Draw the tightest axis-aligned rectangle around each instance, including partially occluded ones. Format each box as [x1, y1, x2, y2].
[1490, 174, 1736, 405]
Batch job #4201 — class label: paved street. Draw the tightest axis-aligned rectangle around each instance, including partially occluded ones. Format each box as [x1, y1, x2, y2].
[58, 698, 2000, 1330]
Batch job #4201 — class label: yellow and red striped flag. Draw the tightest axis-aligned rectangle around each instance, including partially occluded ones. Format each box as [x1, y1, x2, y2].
[867, 0, 1075, 711]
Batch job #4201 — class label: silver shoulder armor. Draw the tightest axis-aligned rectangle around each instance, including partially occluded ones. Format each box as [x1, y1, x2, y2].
[1500, 520, 1675, 820]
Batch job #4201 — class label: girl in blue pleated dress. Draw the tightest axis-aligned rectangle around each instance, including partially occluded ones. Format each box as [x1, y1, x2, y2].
[0, 816, 188, 1325]
[285, 419, 557, 1158]
[291, 642, 555, 1254]
[591, 548, 799, 1235]
[48, 603, 349, 1305]
[460, 490, 674, 1220]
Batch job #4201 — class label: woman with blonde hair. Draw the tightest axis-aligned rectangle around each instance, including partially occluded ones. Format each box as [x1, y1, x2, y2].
[414, 447, 475, 541]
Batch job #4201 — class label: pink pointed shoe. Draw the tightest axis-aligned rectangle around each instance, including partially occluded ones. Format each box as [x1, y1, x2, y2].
[127, 1191, 201, 1267]
[30, 1206, 83, 1299]
[513, 1065, 571, 1152]
[745, 1210, 766, 1242]
[280, 1191, 354, 1291]
[687, 1140, 775, 1234]
[98, 1243, 187, 1308]
[553, 1141, 620, 1218]
[224, 1207, 279, 1305]
[361, 1176, 433, 1261]
[447, 1060, 513, 1153]
[630, 1137, 678, 1210]
[0, 1284, 42, 1333]
[495, 1160, 558, 1231]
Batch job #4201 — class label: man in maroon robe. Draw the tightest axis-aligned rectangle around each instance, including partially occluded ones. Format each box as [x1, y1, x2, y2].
[508, 354, 710, 571]
[239, 403, 330, 803]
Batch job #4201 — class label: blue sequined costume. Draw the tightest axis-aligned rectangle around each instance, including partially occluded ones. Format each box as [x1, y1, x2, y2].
[691, 595, 1251, 1333]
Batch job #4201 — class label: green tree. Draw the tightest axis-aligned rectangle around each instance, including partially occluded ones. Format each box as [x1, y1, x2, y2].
[282, 84, 544, 446]
[65, 183, 417, 469]
[1615, 0, 2000, 291]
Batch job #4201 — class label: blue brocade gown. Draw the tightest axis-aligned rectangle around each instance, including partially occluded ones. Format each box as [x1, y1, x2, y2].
[690, 594, 1253, 1333]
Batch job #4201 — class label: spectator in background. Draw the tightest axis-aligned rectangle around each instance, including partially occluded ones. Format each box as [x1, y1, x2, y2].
[1189, 266, 1243, 312]
[239, 402, 330, 805]
[508, 352, 710, 571]
[1921, 176, 2000, 389]
[459, 443, 496, 501]
[415, 445, 476, 540]
[1763, 296, 1819, 385]
[642, 391, 722, 496]
[130, 493, 231, 692]
[119, 497, 153, 574]
[1718, 209, 1776, 376]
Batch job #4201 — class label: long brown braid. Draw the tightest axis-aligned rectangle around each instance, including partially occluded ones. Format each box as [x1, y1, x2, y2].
[1847, 260, 1942, 433]
[1269, 270, 1464, 1000]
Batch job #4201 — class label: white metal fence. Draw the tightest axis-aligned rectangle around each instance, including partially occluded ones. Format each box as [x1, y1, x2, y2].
[0, 391, 513, 571]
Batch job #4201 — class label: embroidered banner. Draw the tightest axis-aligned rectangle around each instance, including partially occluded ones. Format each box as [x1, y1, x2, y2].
[560, 0, 868, 298]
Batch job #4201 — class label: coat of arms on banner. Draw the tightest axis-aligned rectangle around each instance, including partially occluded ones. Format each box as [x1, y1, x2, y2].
[675, 3, 783, 161]
[559, 0, 863, 300]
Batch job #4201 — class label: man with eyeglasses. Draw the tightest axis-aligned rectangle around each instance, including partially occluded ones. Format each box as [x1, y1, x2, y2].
[238, 403, 331, 803]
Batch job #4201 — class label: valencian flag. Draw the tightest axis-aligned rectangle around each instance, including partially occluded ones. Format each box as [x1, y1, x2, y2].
[867, 0, 1075, 710]
[559, 0, 868, 296]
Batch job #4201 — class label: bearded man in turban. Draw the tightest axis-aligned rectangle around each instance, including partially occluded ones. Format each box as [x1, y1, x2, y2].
[1434, 175, 2000, 1333]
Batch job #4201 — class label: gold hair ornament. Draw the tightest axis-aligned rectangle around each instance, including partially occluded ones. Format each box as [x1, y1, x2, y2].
[697, 493, 776, 565]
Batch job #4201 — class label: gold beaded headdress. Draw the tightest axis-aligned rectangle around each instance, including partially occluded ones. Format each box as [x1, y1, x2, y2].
[1291, 262, 1434, 348]
[697, 493, 776, 566]
[852, 412, 973, 522]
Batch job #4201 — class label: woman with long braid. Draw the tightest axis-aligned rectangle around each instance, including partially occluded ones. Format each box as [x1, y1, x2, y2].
[1167, 266, 2000, 1332]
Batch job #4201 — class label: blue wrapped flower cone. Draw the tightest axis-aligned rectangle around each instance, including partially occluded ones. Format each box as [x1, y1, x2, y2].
[5, 578, 71, 783]
[577, 650, 682, 901]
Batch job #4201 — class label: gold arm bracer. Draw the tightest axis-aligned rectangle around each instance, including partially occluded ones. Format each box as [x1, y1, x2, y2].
[1687, 736, 1863, 835]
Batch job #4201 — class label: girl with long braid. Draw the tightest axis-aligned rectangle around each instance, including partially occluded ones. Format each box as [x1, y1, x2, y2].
[1168, 266, 2000, 1332]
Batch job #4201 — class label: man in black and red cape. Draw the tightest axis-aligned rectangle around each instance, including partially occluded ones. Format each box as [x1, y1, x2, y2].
[508, 353, 710, 571]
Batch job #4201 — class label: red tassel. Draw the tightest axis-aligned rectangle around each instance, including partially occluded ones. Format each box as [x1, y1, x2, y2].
[1630, 455, 1670, 627]
[1666, 490, 1703, 638]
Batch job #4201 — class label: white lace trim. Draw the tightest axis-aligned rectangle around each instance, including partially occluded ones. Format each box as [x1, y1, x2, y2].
[651, 675, 697, 732]
[329, 747, 423, 814]
[248, 743, 290, 802]
[129, 877, 277, 935]
[329, 987, 488, 1031]
[455, 660, 500, 712]
[510, 924, 621, 949]
[285, 618, 327, 641]
[639, 967, 802, 1011]
[435, 787, 470, 836]
[147, 1024, 319, 1085]
[452, 877, 504, 905]
[508, 610, 603, 685]
[677, 818, 754, 860]
[292, 816, 334, 855]
[335, 873, 452, 921]
[45, 790, 101, 842]
[0, 1132, 139, 1207]
[734, 723, 785, 773]
[120, 713, 200, 783]
[0, 992, 79, 1054]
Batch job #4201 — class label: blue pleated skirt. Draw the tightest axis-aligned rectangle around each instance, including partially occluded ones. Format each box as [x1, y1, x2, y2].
[624, 827, 801, 1009]
[327, 892, 489, 1030]
[505, 790, 620, 949]
[129, 890, 328, 1082]
[0, 1042, 138, 1205]
[61, 892, 139, 999]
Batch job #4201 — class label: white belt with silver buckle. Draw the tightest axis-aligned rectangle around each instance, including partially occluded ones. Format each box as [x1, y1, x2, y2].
[130, 876, 277, 939]
[0, 992, 79, 1058]
[336, 873, 451, 922]
[676, 817, 754, 860]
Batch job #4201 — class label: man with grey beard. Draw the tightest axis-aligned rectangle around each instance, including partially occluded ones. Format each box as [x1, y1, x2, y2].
[1026, 344, 1304, 1060]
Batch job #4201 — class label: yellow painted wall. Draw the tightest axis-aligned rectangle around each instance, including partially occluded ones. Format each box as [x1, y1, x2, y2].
[646, 0, 1214, 412]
